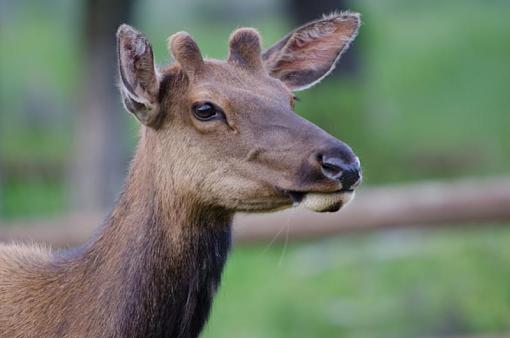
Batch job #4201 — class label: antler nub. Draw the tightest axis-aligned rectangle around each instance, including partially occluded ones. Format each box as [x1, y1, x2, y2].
[228, 28, 263, 71]
[168, 32, 204, 76]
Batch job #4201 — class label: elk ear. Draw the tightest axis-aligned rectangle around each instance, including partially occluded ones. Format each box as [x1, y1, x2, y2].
[262, 12, 360, 91]
[117, 24, 161, 127]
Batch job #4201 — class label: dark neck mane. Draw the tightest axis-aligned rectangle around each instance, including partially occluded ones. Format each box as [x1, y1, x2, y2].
[59, 136, 232, 338]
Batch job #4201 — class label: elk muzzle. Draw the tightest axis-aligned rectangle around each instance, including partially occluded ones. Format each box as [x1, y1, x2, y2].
[286, 138, 362, 213]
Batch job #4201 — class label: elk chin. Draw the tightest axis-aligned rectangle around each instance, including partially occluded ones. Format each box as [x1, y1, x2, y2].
[301, 191, 355, 212]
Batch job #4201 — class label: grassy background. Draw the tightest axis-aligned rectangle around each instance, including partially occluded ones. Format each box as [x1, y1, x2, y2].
[1, 0, 509, 337]
[205, 226, 510, 338]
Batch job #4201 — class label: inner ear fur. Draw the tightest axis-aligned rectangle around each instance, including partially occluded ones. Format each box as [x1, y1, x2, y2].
[228, 28, 263, 70]
[262, 11, 361, 91]
[117, 24, 161, 127]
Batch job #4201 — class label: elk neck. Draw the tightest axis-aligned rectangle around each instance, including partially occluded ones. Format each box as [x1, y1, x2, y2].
[58, 129, 233, 337]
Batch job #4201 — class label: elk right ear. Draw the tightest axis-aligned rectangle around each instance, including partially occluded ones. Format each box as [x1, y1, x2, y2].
[117, 24, 161, 127]
[262, 12, 360, 91]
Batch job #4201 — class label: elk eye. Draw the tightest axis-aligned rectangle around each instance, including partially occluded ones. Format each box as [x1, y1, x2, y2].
[192, 102, 218, 121]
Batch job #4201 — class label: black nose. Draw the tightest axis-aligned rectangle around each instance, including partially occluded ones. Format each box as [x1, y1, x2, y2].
[318, 150, 361, 190]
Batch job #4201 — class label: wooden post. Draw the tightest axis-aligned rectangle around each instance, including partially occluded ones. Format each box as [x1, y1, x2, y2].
[1, 177, 510, 246]
[70, 0, 135, 210]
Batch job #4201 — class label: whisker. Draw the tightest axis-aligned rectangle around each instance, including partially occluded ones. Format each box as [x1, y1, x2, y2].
[261, 219, 287, 254]
[277, 211, 292, 267]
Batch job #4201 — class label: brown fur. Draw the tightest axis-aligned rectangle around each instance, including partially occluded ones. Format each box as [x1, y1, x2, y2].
[0, 12, 361, 337]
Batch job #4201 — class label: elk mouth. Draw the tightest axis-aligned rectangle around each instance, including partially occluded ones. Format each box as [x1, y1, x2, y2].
[283, 189, 355, 213]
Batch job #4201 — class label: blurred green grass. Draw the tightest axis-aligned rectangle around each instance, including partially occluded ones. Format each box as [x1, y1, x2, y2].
[204, 226, 510, 338]
[1, 0, 510, 337]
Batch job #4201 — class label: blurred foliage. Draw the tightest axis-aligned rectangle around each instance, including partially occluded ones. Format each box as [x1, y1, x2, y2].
[2, 0, 509, 216]
[0, 0, 509, 337]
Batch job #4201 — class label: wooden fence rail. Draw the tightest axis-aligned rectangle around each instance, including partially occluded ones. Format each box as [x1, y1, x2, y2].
[1, 177, 510, 246]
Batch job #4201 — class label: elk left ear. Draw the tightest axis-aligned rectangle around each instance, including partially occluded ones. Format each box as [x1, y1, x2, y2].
[117, 24, 161, 127]
[262, 12, 360, 91]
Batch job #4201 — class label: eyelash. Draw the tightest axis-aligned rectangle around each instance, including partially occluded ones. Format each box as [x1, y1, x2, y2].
[291, 95, 299, 108]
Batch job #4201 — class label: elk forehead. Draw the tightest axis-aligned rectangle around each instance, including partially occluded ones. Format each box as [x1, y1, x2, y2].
[167, 28, 291, 102]
[188, 62, 292, 102]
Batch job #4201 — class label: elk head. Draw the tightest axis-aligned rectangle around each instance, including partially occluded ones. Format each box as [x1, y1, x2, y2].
[117, 12, 362, 213]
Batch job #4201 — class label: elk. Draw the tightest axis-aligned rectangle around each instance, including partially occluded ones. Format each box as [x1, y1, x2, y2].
[0, 12, 362, 337]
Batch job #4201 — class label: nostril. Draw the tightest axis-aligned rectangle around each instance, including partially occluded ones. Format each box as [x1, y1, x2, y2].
[321, 161, 341, 174]
[319, 156, 344, 179]
[317, 153, 361, 189]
